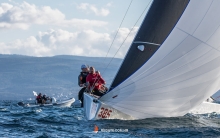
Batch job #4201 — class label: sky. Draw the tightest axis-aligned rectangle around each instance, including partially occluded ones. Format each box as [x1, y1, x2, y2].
[0, 0, 152, 58]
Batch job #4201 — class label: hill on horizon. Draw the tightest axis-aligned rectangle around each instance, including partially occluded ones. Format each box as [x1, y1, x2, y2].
[0, 54, 122, 100]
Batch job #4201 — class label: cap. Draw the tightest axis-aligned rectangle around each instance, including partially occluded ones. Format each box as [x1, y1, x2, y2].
[81, 64, 87, 69]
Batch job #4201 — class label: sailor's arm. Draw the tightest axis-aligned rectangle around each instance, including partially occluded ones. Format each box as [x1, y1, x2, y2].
[78, 75, 85, 87]
[78, 75, 81, 86]
[99, 75, 106, 85]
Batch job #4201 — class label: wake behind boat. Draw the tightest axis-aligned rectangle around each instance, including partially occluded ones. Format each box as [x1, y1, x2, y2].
[189, 101, 220, 115]
[189, 98, 220, 115]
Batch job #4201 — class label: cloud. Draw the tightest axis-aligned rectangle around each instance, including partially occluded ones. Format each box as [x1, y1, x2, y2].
[106, 3, 112, 7]
[0, 2, 107, 30]
[61, 18, 107, 28]
[0, 27, 138, 58]
[77, 3, 110, 17]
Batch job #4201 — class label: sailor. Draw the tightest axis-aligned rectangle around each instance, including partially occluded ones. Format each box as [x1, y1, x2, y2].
[42, 94, 47, 104]
[36, 93, 42, 104]
[86, 66, 106, 97]
[78, 64, 89, 107]
[95, 70, 108, 92]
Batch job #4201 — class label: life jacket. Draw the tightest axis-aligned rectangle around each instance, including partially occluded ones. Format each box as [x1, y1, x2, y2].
[80, 72, 88, 84]
[36, 95, 41, 100]
[87, 73, 105, 90]
[42, 95, 47, 101]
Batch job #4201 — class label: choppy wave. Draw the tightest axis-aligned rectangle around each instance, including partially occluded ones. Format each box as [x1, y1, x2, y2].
[0, 101, 220, 137]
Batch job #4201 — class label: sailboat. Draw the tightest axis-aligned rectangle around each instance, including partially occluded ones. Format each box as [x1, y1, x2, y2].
[84, 0, 220, 120]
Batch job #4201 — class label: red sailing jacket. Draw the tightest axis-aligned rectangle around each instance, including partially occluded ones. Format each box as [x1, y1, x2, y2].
[36, 95, 41, 100]
[86, 73, 105, 90]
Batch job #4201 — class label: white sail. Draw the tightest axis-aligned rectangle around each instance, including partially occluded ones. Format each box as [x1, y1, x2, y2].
[100, 0, 220, 119]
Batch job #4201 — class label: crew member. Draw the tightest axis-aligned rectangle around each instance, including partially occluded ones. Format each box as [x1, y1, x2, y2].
[36, 93, 42, 104]
[86, 66, 106, 97]
[78, 64, 89, 107]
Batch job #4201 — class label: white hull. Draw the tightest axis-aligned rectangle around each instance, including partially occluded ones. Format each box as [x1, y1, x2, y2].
[19, 98, 75, 108]
[189, 101, 220, 114]
[84, 93, 134, 120]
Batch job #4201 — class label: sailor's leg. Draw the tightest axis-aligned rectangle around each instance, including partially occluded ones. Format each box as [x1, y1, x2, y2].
[78, 87, 86, 107]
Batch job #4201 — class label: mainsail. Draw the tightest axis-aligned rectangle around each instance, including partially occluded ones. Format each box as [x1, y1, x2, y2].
[100, 0, 220, 119]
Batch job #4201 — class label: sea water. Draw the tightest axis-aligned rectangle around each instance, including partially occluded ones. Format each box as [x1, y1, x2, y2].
[0, 101, 220, 137]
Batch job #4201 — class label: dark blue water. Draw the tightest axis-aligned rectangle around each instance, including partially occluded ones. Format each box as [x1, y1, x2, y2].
[1, 101, 220, 138]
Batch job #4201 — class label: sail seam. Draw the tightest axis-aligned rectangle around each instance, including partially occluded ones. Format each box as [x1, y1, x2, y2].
[113, 27, 220, 94]
[105, 63, 220, 104]
[192, 0, 214, 35]
[176, 27, 220, 53]
[169, 74, 220, 115]
[109, 95, 195, 108]
[106, 78, 214, 101]
[114, 49, 216, 95]
[113, 104, 163, 118]
[114, 56, 220, 97]
[107, 76, 217, 103]
[108, 95, 194, 104]
[106, 34, 193, 93]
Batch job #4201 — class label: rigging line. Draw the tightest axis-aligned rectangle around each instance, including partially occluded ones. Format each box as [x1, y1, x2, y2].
[90, 0, 152, 93]
[97, 0, 153, 94]
[103, 0, 133, 62]
[102, 0, 153, 76]
[89, 0, 133, 92]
